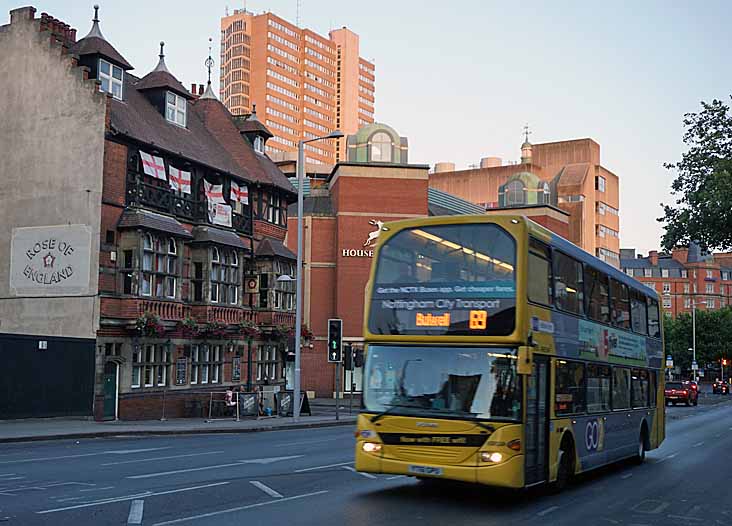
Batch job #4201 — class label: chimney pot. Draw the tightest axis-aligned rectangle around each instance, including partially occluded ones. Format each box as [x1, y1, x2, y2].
[199, 84, 204, 95]
[191, 83, 197, 94]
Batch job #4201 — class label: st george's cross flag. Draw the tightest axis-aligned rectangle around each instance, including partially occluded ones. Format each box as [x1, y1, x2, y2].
[168, 166, 192, 194]
[139, 151, 166, 180]
[230, 181, 249, 205]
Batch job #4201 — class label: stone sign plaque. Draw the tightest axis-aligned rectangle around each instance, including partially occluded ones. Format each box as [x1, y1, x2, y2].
[10, 225, 92, 296]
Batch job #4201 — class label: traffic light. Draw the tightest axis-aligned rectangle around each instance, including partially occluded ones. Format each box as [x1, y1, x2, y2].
[354, 348, 364, 368]
[723, 359, 728, 366]
[344, 343, 353, 370]
[327, 319, 343, 363]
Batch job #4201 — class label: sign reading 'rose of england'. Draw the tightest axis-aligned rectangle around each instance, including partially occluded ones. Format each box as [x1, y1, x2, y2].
[10, 225, 92, 296]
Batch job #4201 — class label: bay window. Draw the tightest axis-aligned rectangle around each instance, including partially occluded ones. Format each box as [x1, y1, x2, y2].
[141, 234, 178, 299]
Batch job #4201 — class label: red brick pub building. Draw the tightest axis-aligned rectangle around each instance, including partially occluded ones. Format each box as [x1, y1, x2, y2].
[1, 7, 301, 420]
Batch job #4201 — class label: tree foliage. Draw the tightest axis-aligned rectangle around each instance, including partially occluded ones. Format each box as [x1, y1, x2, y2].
[663, 308, 732, 373]
[659, 97, 732, 251]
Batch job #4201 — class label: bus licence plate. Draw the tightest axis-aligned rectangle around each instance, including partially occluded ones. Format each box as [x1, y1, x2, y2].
[408, 465, 443, 476]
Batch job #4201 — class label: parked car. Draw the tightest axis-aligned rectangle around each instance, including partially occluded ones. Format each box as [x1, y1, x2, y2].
[712, 380, 730, 395]
[665, 381, 698, 406]
[683, 380, 699, 393]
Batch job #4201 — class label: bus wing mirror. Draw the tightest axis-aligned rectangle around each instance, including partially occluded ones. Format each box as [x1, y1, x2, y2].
[517, 346, 532, 375]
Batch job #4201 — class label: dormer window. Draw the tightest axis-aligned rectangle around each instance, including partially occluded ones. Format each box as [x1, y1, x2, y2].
[254, 136, 265, 154]
[99, 59, 123, 100]
[166, 91, 187, 127]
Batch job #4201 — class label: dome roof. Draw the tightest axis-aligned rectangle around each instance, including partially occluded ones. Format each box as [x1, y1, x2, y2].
[351, 122, 400, 143]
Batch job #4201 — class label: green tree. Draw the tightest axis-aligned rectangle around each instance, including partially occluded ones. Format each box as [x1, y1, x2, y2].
[664, 308, 732, 376]
[659, 97, 732, 251]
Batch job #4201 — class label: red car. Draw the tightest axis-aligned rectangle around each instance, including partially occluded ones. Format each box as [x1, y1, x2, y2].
[665, 381, 698, 406]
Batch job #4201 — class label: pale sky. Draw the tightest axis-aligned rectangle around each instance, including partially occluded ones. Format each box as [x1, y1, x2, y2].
[5, 0, 731, 255]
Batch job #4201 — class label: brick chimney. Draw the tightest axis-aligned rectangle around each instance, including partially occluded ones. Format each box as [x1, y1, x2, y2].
[648, 250, 659, 266]
[672, 247, 688, 264]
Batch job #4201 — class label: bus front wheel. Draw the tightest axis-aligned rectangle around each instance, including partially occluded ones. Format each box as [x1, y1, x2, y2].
[633, 428, 648, 465]
[552, 437, 575, 493]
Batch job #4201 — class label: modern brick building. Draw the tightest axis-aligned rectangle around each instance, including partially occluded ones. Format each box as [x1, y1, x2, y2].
[430, 137, 621, 267]
[621, 245, 732, 317]
[220, 9, 375, 165]
[281, 123, 485, 396]
[0, 6, 301, 420]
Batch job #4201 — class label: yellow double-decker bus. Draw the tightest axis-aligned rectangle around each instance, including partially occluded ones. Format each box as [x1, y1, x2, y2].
[355, 215, 664, 490]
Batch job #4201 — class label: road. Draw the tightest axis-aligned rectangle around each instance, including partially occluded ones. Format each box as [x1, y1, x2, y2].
[0, 400, 731, 525]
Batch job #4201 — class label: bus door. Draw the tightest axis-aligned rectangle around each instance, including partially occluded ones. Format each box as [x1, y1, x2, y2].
[525, 355, 550, 485]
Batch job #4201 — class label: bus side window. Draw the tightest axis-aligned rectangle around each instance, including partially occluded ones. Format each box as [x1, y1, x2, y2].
[555, 360, 586, 415]
[647, 298, 660, 338]
[528, 238, 552, 306]
[630, 290, 648, 335]
[585, 266, 610, 324]
[611, 280, 631, 329]
[586, 364, 611, 413]
[553, 252, 584, 316]
[612, 367, 631, 410]
[631, 368, 649, 409]
[648, 370, 657, 407]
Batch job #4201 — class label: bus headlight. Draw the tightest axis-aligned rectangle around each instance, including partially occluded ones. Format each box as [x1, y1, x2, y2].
[480, 451, 503, 463]
[362, 442, 382, 453]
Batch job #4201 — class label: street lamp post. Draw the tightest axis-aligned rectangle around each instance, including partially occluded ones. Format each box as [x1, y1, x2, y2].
[291, 130, 344, 422]
[690, 300, 706, 382]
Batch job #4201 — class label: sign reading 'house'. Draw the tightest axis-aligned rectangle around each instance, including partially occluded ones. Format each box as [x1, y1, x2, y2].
[10, 225, 92, 296]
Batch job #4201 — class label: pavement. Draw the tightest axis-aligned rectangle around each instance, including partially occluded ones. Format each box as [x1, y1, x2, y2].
[0, 399, 360, 444]
[0, 397, 731, 525]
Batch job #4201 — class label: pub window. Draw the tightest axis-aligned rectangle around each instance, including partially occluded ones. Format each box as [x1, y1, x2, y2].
[647, 298, 661, 338]
[191, 344, 223, 385]
[528, 238, 552, 306]
[585, 266, 610, 323]
[630, 289, 648, 335]
[611, 367, 631, 410]
[554, 252, 584, 315]
[631, 369, 649, 409]
[141, 234, 178, 299]
[133, 344, 170, 388]
[610, 279, 630, 329]
[211, 248, 240, 304]
[555, 360, 586, 415]
[586, 364, 611, 413]
[257, 344, 280, 382]
[122, 249, 134, 294]
[192, 262, 204, 302]
[259, 273, 269, 308]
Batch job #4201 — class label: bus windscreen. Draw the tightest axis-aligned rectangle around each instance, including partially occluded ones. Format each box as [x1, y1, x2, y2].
[368, 223, 516, 336]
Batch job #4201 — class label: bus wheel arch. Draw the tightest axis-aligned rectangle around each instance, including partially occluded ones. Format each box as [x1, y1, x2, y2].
[552, 431, 576, 492]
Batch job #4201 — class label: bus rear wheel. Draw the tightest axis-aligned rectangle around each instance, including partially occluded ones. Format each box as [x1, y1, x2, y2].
[633, 428, 647, 465]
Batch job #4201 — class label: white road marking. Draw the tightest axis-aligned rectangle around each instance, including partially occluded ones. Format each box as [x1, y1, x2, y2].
[79, 486, 115, 492]
[127, 499, 144, 525]
[102, 451, 224, 466]
[107, 448, 171, 455]
[237, 455, 303, 465]
[127, 456, 302, 480]
[0, 477, 24, 482]
[0, 447, 170, 465]
[666, 453, 678, 459]
[621, 473, 633, 479]
[249, 481, 283, 499]
[151, 490, 328, 526]
[342, 466, 377, 479]
[294, 461, 354, 473]
[54, 496, 88, 503]
[693, 441, 705, 447]
[37, 482, 229, 514]
[386, 475, 405, 480]
[44, 482, 95, 488]
[0, 474, 17, 478]
[537, 506, 560, 517]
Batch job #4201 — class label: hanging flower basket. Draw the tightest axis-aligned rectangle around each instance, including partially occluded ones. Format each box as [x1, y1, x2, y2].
[300, 324, 314, 344]
[273, 323, 295, 342]
[179, 317, 200, 338]
[134, 312, 166, 337]
[238, 320, 261, 340]
[201, 321, 228, 338]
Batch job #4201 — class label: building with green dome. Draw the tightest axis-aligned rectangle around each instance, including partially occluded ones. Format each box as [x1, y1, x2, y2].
[346, 122, 408, 164]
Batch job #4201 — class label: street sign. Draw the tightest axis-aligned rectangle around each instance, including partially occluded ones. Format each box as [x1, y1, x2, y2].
[327, 318, 343, 363]
[692, 361, 699, 370]
[666, 357, 674, 369]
